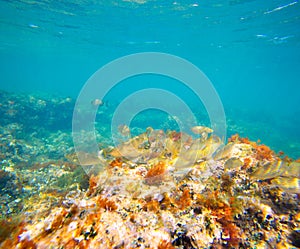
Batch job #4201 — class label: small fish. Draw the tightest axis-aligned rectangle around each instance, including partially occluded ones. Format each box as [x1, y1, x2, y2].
[213, 143, 235, 160]
[91, 98, 104, 107]
[177, 135, 222, 167]
[69, 151, 106, 166]
[270, 177, 300, 194]
[224, 157, 243, 169]
[191, 126, 213, 135]
[250, 160, 291, 180]
[109, 143, 143, 159]
[250, 160, 300, 193]
[118, 124, 130, 137]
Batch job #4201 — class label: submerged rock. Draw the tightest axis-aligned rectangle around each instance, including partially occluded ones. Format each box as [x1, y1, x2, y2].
[0, 124, 299, 248]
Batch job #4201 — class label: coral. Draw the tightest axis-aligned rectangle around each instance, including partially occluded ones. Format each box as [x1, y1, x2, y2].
[145, 161, 166, 185]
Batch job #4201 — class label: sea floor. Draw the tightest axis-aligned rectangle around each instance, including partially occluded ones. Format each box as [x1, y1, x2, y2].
[0, 90, 299, 248]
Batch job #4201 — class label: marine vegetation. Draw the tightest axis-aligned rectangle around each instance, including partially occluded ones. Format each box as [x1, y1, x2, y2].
[0, 127, 299, 248]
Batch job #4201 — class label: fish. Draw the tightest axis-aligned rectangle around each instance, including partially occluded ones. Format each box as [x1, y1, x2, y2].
[250, 160, 295, 180]
[118, 124, 130, 137]
[175, 135, 222, 169]
[109, 143, 143, 159]
[270, 177, 300, 194]
[190, 126, 213, 135]
[224, 157, 243, 169]
[91, 98, 104, 107]
[250, 160, 300, 193]
[66, 151, 107, 166]
[213, 143, 235, 161]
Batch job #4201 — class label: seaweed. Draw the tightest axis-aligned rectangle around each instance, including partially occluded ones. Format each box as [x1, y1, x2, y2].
[96, 197, 117, 211]
[242, 157, 252, 169]
[109, 157, 123, 167]
[255, 144, 274, 161]
[157, 239, 175, 249]
[196, 191, 243, 247]
[144, 161, 166, 185]
[177, 188, 192, 210]
[142, 199, 160, 213]
[87, 175, 99, 196]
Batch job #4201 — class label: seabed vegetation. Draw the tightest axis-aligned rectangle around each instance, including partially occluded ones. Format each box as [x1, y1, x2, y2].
[0, 90, 299, 248]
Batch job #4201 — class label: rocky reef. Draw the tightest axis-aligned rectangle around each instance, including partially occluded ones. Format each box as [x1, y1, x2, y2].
[0, 90, 299, 248]
[0, 125, 299, 248]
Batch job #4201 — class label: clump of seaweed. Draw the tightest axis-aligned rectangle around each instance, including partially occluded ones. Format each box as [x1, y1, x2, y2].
[196, 190, 243, 247]
[142, 199, 160, 213]
[255, 144, 274, 161]
[157, 239, 175, 249]
[242, 157, 252, 169]
[145, 161, 167, 185]
[109, 157, 123, 167]
[177, 188, 192, 210]
[86, 175, 99, 196]
[96, 196, 117, 211]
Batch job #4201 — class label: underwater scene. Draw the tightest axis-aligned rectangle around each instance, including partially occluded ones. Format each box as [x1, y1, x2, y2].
[0, 0, 300, 248]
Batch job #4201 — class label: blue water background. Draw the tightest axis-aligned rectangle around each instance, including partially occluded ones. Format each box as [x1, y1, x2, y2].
[0, 0, 300, 157]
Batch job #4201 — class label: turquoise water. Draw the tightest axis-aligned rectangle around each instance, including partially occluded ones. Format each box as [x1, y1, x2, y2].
[0, 0, 300, 158]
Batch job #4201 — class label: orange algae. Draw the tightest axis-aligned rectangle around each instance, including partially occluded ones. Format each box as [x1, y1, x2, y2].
[242, 157, 252, 169]
[109, 157, 123, 167]
[227, 134, 239, 143]
[0, 218, 23, 244]
[177, 188, 192, 210]
[16, 238, 37, 249]
[196, 191, 242, 247]
[87, 175, 99, 196]
[143, 199, 160, 213]
[157, 239, 175, 249]
[145, 161, 167, 185]
[255, 144, 274, 161]
[96, 196, 117, 211]
[160, 193, 175, 211]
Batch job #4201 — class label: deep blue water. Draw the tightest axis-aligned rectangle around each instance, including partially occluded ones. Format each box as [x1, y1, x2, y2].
[0, 0, 300, 158]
